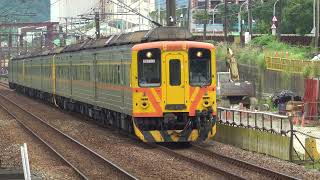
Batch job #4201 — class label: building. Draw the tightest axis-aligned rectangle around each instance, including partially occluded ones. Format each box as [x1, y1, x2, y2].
[0, 0, 51, 74]
[103, 0, 156, 32]
[51, 0, 100, 22]
[192, 0, 247, 33]
[154, 0, 189, 26]
[51, 0, 155, 36]
[153, 0, 246, 33]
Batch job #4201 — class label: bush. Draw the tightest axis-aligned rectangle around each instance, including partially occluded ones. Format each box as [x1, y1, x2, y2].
[251, 35, 276, 46]
[303, 65, 312, 78]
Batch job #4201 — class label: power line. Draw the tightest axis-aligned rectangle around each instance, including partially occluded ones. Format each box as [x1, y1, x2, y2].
[108, 0, 161, 26]
[51, 0, 63, 6]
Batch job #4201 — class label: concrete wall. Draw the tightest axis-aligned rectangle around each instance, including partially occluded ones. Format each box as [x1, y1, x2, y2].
[216, 60, 305, 96]
[214, 124, 291, 160]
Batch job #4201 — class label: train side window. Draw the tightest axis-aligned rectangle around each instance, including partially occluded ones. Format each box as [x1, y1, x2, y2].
[169, 60, 181, 86]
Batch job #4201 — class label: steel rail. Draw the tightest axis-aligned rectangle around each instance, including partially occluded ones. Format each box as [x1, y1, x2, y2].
[192, 144, 300, 180]
[153, 144, 245, 180]
[0, 81, 9, 88]
[0, 90, 137, 180]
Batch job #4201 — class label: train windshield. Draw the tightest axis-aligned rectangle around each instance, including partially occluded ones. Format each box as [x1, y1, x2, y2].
[138, 49, 161, 87]
[189, 48, 211, 86]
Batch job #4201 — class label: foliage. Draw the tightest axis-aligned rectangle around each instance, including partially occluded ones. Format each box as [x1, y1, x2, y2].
[282, 0, 313, 34]
[0, 0, 50, 23]
[240, 0, 313, 34]
[250, 35, 312, 60]
[214, 34, 312, 73]
[250, 35, 276, 46]
[216, 3, 240, 32]
[215, 42, 264, 69]
[312, 65, 320, 78]
[193, 10, 210, 24]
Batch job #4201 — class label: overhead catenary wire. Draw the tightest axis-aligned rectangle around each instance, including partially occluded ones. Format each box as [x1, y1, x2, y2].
[107, 0, 161, 26]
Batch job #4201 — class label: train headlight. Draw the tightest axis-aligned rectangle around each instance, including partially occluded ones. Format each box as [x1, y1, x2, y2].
[146, 52, 152, 58]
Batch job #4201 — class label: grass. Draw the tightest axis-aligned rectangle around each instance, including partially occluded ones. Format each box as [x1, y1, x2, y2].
[212, 35, 314, 69]
[214, 42, 265, 67]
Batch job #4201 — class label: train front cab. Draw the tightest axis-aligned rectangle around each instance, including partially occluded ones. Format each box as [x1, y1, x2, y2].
[132, 41, 216, 142]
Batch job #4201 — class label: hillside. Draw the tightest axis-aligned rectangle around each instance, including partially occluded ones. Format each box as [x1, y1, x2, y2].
[0, 0, 50, 23]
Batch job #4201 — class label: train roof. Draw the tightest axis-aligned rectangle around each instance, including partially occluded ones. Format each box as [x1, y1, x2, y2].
[13, 27, 194, 60]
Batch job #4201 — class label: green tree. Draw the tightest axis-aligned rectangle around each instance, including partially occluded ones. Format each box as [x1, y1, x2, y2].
[241, 0, 312, 34]
[282, 0, 313, 34]
[193, 10, 210, 24]
[216, 3, 241, 32]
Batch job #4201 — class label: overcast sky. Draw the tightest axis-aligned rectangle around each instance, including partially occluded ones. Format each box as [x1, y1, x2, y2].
[51, 0, 99, 22]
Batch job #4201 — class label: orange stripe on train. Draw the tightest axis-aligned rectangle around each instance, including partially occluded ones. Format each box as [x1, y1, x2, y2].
[189, 88, 206, 116]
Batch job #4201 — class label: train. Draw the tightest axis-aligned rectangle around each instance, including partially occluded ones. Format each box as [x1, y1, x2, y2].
[8, 27, 217, 142]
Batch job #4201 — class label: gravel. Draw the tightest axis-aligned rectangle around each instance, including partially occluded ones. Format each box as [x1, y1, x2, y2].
[0, 106, 79, 180]
[203, 141, 320, 180]
[176, 147, 270, 179]
[2, 86, 320, 179]
[2, 90, 225, 179]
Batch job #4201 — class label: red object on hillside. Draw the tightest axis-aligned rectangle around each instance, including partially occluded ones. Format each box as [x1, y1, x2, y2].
[303, 79, 319, 120]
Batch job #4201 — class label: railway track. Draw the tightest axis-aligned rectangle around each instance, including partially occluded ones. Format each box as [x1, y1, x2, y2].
[191, 144, 299, 180]
[0, 83, 300, 179]
[154, 144, 244, 180]
[155, 144, 299, 180]
[0, 88, 137, 180]
[0, 81, 9, 88]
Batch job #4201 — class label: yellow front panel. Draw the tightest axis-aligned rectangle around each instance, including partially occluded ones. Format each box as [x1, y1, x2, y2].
[163, 52, 186, 106]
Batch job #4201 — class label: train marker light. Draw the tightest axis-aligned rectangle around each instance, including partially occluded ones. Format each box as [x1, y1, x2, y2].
[196, 51, 203, 58]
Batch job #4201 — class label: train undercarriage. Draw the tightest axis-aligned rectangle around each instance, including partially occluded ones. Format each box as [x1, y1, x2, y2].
[10, 83, 216, 142]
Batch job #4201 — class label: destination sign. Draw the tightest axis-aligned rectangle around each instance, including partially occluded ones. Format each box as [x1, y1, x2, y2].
[143, 59, 155, 63]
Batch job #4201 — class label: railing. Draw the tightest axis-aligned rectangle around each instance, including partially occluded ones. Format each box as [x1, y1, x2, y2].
[217, 107, 320, 164]
[217, 107, 292, 135]
[265, 56, 320, 74]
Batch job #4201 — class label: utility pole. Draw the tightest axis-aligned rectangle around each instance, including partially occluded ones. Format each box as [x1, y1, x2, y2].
[277, 0, 282, 40]
[224, 0, 228, 43]
[100, 0, 106, 20]
[166, 0, 176, 26]
[203, 0, 208, 40]
[248, 0, 252, 36]
[316, 0, 319, 53]
[187, 0, 191, 31]
[95, 11, 100, 39]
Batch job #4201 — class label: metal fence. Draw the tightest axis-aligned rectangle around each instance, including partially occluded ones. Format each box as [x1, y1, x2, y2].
[217, 107, 292, 135]
[217, 107, 320, 164]
[265, 56, 320, 74]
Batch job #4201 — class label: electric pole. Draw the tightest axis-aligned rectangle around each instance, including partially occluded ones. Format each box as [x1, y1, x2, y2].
[316, 0, 319, 53]
[224, 0, 228, 43]
[95, 11, 100, 39]
[277, 0, 282, 40]
[248, 0, 252, 36]
[166, 0, 176, 26]
[187, 0, 191, 31]
[203, 0, 208, 40]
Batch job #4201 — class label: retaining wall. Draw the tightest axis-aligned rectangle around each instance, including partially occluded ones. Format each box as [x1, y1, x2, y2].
[216, 60, 305, 96]
[214, 124, 291, 160]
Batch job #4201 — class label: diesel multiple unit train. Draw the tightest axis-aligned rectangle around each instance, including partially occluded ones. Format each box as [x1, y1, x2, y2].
[8, 27, 217, 142]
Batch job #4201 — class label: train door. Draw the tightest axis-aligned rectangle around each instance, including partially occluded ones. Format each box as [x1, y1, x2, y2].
[164, 52, 186, 109]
